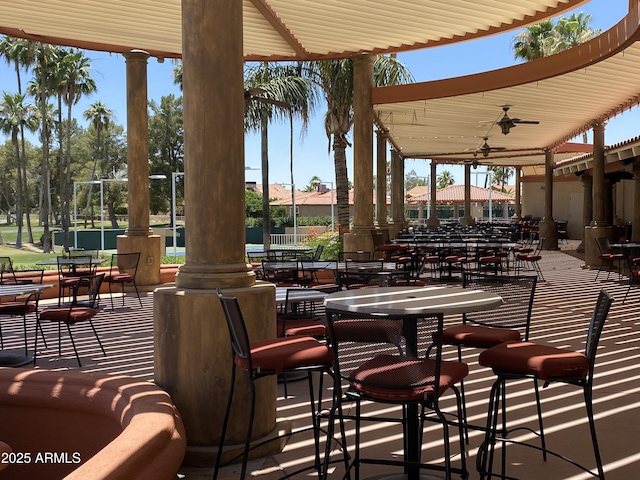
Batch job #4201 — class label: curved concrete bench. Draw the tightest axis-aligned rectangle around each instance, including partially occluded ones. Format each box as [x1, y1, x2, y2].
[0, 368, 186, 480]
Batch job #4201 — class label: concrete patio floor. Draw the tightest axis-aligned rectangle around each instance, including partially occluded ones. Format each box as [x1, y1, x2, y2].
[2, 241, 639, 479]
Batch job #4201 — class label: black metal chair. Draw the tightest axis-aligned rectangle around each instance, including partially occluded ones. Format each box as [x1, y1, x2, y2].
[515, 236, 545, 281]
[323, 309, 468, 480]
[595, 237, 624, 281]
[621, 244, 640, 304]
[477, 289, 614, 480]
[436, 272, 538, 442]
[35, 273, 105, 367]
[104, 252, 142, 309]
[214, 291, 334, 479]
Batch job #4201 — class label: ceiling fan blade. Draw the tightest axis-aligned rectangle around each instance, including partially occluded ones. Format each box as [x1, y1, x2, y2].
[512, 119, 540, 124]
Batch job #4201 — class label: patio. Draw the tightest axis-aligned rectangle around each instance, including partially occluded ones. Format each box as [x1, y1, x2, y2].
[2, 243, 639, 479]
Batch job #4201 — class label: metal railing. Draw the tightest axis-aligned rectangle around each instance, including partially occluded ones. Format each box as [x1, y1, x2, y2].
[270, 233, 310, 246]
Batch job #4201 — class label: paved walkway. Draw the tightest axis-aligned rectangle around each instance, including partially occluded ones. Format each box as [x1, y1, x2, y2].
[2, 242, 639, 479]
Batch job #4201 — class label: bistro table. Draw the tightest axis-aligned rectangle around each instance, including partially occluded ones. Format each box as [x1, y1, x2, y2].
[0, 283, 54, 367]
[36, 256, 108, 274]
[324, 285, 502, 480]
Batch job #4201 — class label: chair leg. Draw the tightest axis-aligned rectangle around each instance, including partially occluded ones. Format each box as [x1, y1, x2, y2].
[133, 280, 143, 308]
[108, 282, 115, 310]
[584, 385, 605, 479]
[533, 380, 547, 461]
[213, 364, 237, 480]
[88, 319, 106, 356]
[66, 324, 83, 367]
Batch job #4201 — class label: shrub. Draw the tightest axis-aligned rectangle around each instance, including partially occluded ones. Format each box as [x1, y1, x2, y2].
[302, 231, 342, 260]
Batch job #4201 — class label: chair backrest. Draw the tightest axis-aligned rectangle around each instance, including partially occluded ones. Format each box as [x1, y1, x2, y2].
[584, 289, 614, 381]
[533, 237, 545, 255]
[463, 272, 538, 340]
[261, 259, 298, 284]
[72, 273, 105, 308]
[11, 269, 44, 285]
[312, 244, 324, 261]
[339, 251, 371, 261]
[111, 252, 141, 275]
[622, 244, 640, 273]
[57, 255, 93, 276]
[217, 291, 252, 368]
[0, 256, 16, 284]
[69, 249, 99, 258]
[595, 237, 610, 255]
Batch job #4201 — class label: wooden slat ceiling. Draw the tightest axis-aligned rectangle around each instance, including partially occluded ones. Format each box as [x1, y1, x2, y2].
[0, 0, 588, 60]
[373, 5, 640, 171]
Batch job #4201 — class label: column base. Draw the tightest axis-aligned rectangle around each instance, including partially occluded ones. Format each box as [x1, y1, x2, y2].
[539, 219, 558, 250]
[154, 282, 276, 457]
[117, 234, 162, 285]
[460, 215, 475, 226]
[584, 226, 613, 269]
[426, 217, 440, 228]
[344, 227, 375, 255]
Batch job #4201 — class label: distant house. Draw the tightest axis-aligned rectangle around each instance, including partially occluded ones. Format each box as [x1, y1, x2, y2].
[406, 184, 516, 221]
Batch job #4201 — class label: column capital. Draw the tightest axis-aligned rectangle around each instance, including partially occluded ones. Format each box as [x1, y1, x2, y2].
[123, 50, 150, 62]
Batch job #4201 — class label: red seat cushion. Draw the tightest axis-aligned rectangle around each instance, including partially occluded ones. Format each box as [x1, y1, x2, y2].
[236, 336, 332, 374]
[479, 341, 588, 381]
[0, 301, 37, 315]
[39, 307, 99, 324]
[348, 354, 468, 401]
[333, 319, 403, 346]
[105, 273, 135, 283]
[439, 325, 520, 348]
[277, 318, 327, 338]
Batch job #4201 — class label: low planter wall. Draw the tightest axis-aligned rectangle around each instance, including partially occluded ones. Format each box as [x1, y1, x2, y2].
[0, 368, 186, 480]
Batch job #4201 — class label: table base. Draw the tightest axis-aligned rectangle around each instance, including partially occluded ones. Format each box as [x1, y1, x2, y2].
[0, 351, 33, 367]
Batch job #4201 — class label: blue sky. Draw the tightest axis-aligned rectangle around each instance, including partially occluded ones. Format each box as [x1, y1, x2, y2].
[0, 0, 635, 188]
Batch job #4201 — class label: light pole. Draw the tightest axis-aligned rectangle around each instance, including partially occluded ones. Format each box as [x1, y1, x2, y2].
[471, 170, 494, 222]
[99, 174, 167, 253]
[316, 180, 334, 233]
[73, 180, 101, 250]
[280, 183, 297, 244]
[171, 171, 185, 258]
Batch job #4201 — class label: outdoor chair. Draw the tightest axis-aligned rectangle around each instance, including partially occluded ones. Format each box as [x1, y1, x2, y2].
[214, 291, 334, 480]
[515, 237, 545, 281]
[104, 252, 142, 310]
[0, 257, 22, 285]
[477, 289, 613, 480]
[261, 259, 300, 286]
[595, 237, 624, 281]
[435, 272, 538, 441]
[322, 308, 468, 479]
[621, 244, 640, 304]
[277, 288, 327, 338]
[35, 274, 106, 368]
[56, 255, 97, 305]
[0, 269, 47, 356]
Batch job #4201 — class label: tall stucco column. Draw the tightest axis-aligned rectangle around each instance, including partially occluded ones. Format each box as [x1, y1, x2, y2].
[427, 160, 440, 228]
[118, 51, 161, 286]
[460, 164, 474, 225]
[539, 148, 558, 249]
[576, 173, 592, 253]
[375, 130, 388, 227]
[154, 0, 275, 466]
[633, 162, 640, 242]
[389, 150, 406, 237]
[514, 167, 522, 220]
[585, 121, 611, 268]
[344, 53, 375, 253]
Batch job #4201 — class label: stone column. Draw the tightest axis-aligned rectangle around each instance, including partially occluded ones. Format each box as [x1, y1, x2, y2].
[539, 149, 558, 249]
[604, 177, 614, 226]
[118, 51, 162, 286]
[576, 173, 592, 253]
[390, 150, 405, 237]
[460, 164, 474, 225]
[585, 121, 611, 268]
[375, 130, 388, 227]
[154, 0, 275, 466]
[633, 162, 640, 242]
[344, 53, 375, 253]
[427, 160, 440, 228]
[514, 167, 522, 220]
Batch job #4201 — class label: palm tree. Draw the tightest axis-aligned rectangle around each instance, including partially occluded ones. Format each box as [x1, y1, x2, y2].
[0, 92, 40, 248]
[244, 62, 316, 249]
[83, 101, 113, 227]
[57, 49, 97, 250]
[512, 20, 554, 61]
[489, 166, 513, 192]
[437, 170, 454, 189]
[547, 13, 601, 54]
[304, 55, 413, 229]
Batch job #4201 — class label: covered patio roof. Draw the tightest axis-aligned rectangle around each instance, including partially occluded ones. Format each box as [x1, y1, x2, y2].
[372, 5, 640, 173]
[0, 0, 589, 60]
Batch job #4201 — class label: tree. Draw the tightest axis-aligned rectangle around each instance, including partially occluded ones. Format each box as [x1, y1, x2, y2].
[244, 62, 316, 249]
[489, 166, 514, 192]
[436, 170, 454, 189]
[404, 169, 427, 191]
[302, 175, 323, 192]
[57, 49, 97, 250]
[0, 92, 39, 248]
[304, 55, 413, 229]
[83, 101, 113, 227]
[511, 20, 554, 61]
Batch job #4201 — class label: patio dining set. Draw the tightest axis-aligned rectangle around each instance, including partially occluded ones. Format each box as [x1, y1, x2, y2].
[0, 251, 142, 368]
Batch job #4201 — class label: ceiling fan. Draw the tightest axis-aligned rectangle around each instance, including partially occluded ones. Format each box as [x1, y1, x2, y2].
[469, 137, 506, 158]
[496, 105, 539, 135]
[463, 151, 495, 169]
[244, 87, 290, 109]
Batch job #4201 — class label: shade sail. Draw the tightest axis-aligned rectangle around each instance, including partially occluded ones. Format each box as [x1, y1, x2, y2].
[0, 0, 589, 60]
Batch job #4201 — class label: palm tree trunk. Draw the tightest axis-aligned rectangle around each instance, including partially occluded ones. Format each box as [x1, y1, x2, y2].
[13, 131, 23, 248]
[261, 111, 270, 250]
[84, 126, 101, 228]
[333, 135, 350, 230]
